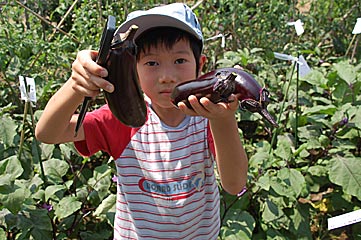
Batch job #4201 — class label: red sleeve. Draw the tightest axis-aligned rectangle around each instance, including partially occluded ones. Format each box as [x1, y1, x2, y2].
[207, 122, 216, 157]
[74, 105, 133, 159]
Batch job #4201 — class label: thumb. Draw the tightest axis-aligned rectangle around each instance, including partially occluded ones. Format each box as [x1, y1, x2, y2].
[228, 94, 239, 110]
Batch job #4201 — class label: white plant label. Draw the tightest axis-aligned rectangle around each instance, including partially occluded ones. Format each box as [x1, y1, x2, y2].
[328, 209, 361, 230]
[287, 19, 304, 36]
[205, 33, 226, 48]
[274, 52, 299, 62]
[298, 55, 312, 77]
[19, 76, 37, 103]
[352, 17, 361, 34]
[274, 53, 311, 77]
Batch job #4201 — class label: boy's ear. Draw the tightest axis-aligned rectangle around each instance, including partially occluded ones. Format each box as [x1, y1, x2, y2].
[198, 54, 207, 76]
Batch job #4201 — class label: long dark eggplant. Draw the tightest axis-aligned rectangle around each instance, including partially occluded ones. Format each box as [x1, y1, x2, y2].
[171, 67, 278, 127]
[75, 22, 146, 136]
[104, 25, 146, 127]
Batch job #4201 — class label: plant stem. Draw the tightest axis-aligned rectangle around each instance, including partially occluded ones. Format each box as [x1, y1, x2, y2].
[191, 0, 205, 10]
[29, 105, 47, 186]
[350, 35, 359, 62]
[295, 52, 300, 148]
[18, 99, 48, 186]
[270, 60, 297, 151]
[18, 101, 29, 161]
[345, 34, 357, 58]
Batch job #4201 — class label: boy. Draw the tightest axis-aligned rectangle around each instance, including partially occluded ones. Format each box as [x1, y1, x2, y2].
[35, 3, 248, 239]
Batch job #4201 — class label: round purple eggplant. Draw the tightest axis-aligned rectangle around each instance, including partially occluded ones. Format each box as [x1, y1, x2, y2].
[171, 67, 278, 127]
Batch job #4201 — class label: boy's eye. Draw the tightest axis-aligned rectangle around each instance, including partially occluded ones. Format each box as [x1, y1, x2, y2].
[145, 61, 158, 66]
[175, 58, 187, 64]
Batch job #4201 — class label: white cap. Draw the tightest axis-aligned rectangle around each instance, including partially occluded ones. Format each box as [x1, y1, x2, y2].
[116, 3, 203, 44]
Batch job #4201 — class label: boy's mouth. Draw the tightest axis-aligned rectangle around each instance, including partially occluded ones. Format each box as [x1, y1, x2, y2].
[159, 89, 173, 95]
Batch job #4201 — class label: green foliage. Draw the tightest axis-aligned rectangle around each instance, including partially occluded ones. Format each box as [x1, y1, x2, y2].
[219, 51, 361, 238]
[1, 0, 361, 239]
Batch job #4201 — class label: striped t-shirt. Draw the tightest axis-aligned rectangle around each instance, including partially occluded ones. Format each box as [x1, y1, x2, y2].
[75, 104, 220, 239]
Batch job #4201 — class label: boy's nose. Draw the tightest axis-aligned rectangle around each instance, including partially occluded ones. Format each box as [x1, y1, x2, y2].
[158, 68, 177, 84]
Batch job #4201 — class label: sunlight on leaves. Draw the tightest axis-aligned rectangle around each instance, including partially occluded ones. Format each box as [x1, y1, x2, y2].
[54, 196, 82, 220]
[329, 155, 361, 199]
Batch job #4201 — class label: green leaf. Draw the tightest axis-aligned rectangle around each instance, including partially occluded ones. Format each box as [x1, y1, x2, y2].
[303, 105, 337, 115]
[28, 174, 44, 194]
[308, 165, 328, 177]
[265, 229, 288, 240]
[80, 230, 112, 240]
[30, 229, 52, 240]
[297, 124, 322, 142]
[331, 79, 349, 102]
[18, 208, 52, 231]
[274, 135, 293, 161]
[59, 143, 78, 160]
[261, 198, 291, 231]
[88, 164, 112, 201]
[249, 151, 270, 168]
[0, 183, 27, 214]
[349, 106, 361, 130]
[45, 185, 66, 201]
[329, 155, 361, 199]
[43, 158, 69, 184]
[262, 199, 285, 223]
[54, 196, 82, 220]
[279, 168, 305, 197]
[220, 211, 255, 240]
[92, 164, 112, 181]
[93, 194, 116, 216]
[0, 155, 24, 181]
[301, 70, 328, 88]
[270, 176, 295, 199]
[15, 208, 52, 240]
[0, 115, 17, 147]
[333, 61, 357, 85]
[256, 174, 271, 191]
[270, 169, 305, 200]
[0, 174, 12, 189]
[0, 228, 5, 240]
[39, 144, 55, 160]
[0, 208, 17, 230]
[289, 204, 312, 238]
[216, 58, 236, 68]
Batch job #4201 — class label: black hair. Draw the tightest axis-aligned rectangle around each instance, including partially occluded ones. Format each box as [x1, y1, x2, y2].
[135, 27, 203, 76]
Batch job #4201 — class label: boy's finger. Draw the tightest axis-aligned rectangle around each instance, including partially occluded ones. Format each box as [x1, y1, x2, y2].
[177, 101, 198, 116]
[233, 64, 243, 70]
[103, 83, 114, 93]
[188, 96, 211, 116]
[90, 74, 114, 93]
[78, 50, 108, 78]
[71, 82, 100, 98]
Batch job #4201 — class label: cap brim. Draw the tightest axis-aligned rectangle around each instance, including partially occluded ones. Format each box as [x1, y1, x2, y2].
[115, 14, 202, 41]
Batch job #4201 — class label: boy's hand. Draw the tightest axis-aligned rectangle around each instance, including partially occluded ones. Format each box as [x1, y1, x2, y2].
[70, 50, 114, 97]
[178, 65, 243, 120]
[178, 94, 239, 120]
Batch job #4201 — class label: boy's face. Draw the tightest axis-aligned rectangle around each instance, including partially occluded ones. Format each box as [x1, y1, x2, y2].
[137, 38, 205, 109]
